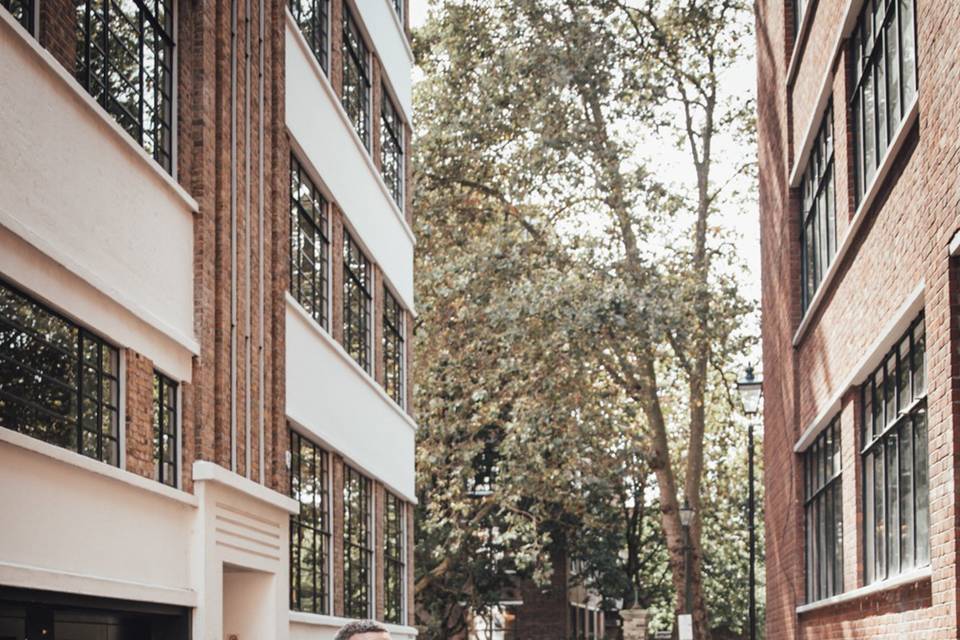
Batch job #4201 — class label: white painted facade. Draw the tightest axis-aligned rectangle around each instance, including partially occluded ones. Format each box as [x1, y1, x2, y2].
[286, 296, 417, 502]
[0, 0, 416, 637]
[286, 13, 416, 311]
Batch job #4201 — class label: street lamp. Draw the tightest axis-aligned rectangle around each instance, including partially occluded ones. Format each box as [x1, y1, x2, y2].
[737, 366, 763, 640]
[679, 500, 694, 622]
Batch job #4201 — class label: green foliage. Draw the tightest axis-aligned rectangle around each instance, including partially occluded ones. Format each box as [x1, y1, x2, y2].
[412, 1, 759, 638]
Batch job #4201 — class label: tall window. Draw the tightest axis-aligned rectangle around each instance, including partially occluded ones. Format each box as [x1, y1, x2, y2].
[153, 372, 178, 487]
[384, 492, 406, 624]
[380, 87, 405, 208]
[1, 0, 33, 32]
[343, 465, 373, 619]
[851, 0, 917, 204]
[75, 0, 175, 172]
[800, 104, 836, 312]
[290, 156, 330, 329]
[0, 280, 120, 465]
[343, 232, 372, 372]
[803, 418, 843, 602]
[342, 6, 371, 148]
[862, 314, 928, 584]
[290, 430, 332, 614]
[289, 0, 329, 73]
[383, 287, 405, 407]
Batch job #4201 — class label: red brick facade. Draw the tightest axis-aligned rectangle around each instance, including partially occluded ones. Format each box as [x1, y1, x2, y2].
[757, 1, 960, 638]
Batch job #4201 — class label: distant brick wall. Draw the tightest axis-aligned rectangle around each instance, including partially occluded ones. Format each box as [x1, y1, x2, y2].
[516, 549, 570, 640]
[758, 0, 960, 638]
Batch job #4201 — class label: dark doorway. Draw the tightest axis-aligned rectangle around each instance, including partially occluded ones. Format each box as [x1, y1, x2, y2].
[0, 587, 189, 640]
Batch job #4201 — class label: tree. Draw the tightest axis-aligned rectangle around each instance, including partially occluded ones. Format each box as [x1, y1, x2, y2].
[413, 1, 756, 637]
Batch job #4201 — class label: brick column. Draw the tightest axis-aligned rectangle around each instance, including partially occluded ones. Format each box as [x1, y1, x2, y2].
[124, 350, 156, 481]
[375, 481, 386, 621]
[332, 454, 346, 616]
[620, 609, 650, 640]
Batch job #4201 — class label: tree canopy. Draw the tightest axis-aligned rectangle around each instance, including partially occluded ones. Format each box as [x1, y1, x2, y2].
[412, 1, 760, 637]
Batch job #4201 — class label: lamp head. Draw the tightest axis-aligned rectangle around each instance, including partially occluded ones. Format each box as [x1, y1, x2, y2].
[737, 365, 763, 417]
[679, 500, 694, 528]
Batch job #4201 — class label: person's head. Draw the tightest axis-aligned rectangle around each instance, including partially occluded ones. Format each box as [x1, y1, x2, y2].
[334, 620, 391, 640]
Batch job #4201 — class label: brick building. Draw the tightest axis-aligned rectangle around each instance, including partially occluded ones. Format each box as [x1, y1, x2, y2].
[757, 0, 960, 638]
[0, 0, 416, 637]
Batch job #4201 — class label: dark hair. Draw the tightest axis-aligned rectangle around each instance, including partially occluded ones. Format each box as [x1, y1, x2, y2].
[334, 620, 389, 640]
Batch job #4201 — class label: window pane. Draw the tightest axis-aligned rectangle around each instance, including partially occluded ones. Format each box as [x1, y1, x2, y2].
[900, 0, 916, 106]
[289, 430, 330, 614]
[914, 408, 929, 564]
[899, 419, 914, 570]
[76, 0, 174, 171]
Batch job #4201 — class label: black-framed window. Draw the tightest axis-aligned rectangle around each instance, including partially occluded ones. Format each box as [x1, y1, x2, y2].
[800, 104, 836, 312]
[289, 0, 329, 73]
[380, 87, 404, 208]
[384, 491, 406, 624]
[75, 0, 175, 172]
[290, 156, 330, 330]
[290, 429, 332, 615]
[851, 0, 917, 205]
[383, 287, 404, 407]
[392, 0, 401, 21]
[342, 5, 371, 148]
[0, 280, 120, 465]
[862, 314, 928, 584]
[343, 465, 373, 619]
[153, 371, 177, 487]
[1, 0, 33, 33]
[803, 418, 843, 602]
[343, 232, 372, 373]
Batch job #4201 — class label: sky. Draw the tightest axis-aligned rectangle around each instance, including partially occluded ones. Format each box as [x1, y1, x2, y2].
[406, 0, 762, 332]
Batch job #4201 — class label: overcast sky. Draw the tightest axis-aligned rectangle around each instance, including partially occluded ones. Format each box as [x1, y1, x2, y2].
[406, 1, 761, 330]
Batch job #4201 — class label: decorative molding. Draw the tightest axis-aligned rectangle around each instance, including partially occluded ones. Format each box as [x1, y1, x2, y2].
[193, 461, 299, 514]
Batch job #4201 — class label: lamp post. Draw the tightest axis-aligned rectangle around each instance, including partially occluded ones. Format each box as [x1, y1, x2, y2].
[737, 366, 763, 640]
[678, 500, 694, 622]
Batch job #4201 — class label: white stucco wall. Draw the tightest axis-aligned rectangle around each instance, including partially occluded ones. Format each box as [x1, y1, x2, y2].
[0, 430, 197, 606]
[0, 14, 197, 380]
[286, 15, 415, 313]
[285, 298, 416, 502]
[352, 0, 413, 122]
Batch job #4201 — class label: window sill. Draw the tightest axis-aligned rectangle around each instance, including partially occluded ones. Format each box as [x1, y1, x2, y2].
[286, 293, 416, 432]
[792, 98, 919, 347]
[0, 426, 198, 508]
[290, 611, 418, 636]
[0, 9, 197, 215]
[285, 9, 415, 248]
[796, 566, 931, 615]
[785, 0, 817, 88]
